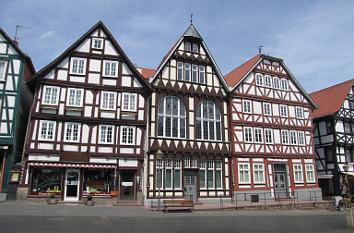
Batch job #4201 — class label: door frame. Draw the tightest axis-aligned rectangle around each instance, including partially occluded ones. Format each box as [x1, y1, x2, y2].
[118, 171, 137, 201]
[183, 169, 198, 203]
[273, 164, 289, 198]
[64, 168, 80, 202]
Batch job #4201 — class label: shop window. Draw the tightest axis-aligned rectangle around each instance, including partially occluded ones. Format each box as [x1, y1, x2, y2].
[30, 168, 62, 196]
[83, 170, 114, 196]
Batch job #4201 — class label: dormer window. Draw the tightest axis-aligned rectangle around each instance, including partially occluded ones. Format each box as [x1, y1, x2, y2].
[184, 42, 191, 52]
[192, 44, 198, 53]
[92, 38, 103, 49]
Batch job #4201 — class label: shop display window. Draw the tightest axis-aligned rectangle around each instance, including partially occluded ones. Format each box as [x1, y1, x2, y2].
[30, 168, 62, 196]
[83, 170, 114, 196]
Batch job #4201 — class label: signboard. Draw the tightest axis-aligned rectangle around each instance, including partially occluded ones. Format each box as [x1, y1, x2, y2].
[10, 171, 21, 183]
[122, 182, 133, 187]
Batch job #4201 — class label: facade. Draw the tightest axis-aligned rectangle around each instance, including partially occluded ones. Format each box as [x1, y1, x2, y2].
[310, 79, 354, 197]
[225, 54, 321, 201]
[143, 24, 231, 205]
[18, 21, 151, 202]
[0, 28, 35, 201]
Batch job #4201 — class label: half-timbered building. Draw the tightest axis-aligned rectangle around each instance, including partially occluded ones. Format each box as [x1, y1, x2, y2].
[225, 54, 321, 201]
[310, 79, 354, 197]
[18, 21, 151, 203]
[0, 28, 35, 201]
[144, 23, 230, 205]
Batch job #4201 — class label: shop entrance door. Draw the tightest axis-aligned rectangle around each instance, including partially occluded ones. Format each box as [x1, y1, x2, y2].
[119, 172, 135, 201]
[184, 170, 197, 203]
[273, 164, 288, 198]
[64, 169, 80, 201]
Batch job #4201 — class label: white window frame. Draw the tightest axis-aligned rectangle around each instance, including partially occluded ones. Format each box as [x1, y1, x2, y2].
[273, 77, 280, 89]
[254, 128, 263, 143]
[39, 120, 56, 141]
[281, 79, 288, 91]
[293, 164, 304, 183]
[243, 100, 252, 114]
[70, 57, 86, 75]
[103, 60, 118, 77]
[255, 73, 263, 86]
[244, 127, 253, 143]
[42, 86, 60, 105]
[264, 75, 272, 88]
[263, 102, 272, 116]
[192, 43, 199, 53]
[253, 163, 265, 184]
[177, 62, 184, 81]
[66, 88, 83, 107]
[120, 126, 135, 145]
[281, 130, 289, 144]
[92, 38, 104, 49]
[215, 160, 223, 189]
[305, 164, 315, 183]
[0, 60, 8, 81]
[199, 160, 207, 189]
[199, 65, 205, 84]
[298, 131, 305, 146]
[64, 122, 81, 143]
[192, 64, 198, 82]
[264, 128, 273, 144]
[100, 91, 117, 110]
[184, 42, 191, 51]
[280, 105, 288, 117]
[196, 101, 222, 141]
[184, 63, 190, 81]
[238, 163, 250, 184]
[98, 125, 114, 144]
[295, 107, 304, 119]
[207, 160, 215, 189]
[290, 130, 298, 145]
[121, 92, 137, 112]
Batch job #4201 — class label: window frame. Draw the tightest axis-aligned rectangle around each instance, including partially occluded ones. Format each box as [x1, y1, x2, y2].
[120, 126, 135, 145]
[98, 125, 114, 144]
[103, 60, 118, 78]
[100, 91, 117, 110]
[64, 122, 81, 143]
[298, 131, 305, 146]
[66, 88, 84, 107]
[70, 57, 86, 75]
[305, 164, 315, 183]
[253, 163, 265, 184]
[281, 79, 288, 91]
[279, 105, 288, 117]
[92, 38, 104, 49]
[243, 100, 252, 114]
[264, 75, 272, 88]
[293, 164, 304, 183]
[263, 102, 272, 116]
[184, 42, 191, 51]
[244, 127, 253, 143]
[255, 73, 264, 86]
[42, 86, 60, 106]
[264, 128, 273, 144]
[195, 101, 222, 141]
[273, 77, 280, 89]
[290, 130, 298, 145]
[121, 92, 137, 112]
[192, 43, 199, 53]
[295, 107, 304, 119]
[39, 120, 56, 141]
[0, 60, 8, 81]
[238, 163, 251, 184]
[281, 130, 289, 145]
[199, 65, 205, 84]
[254, 127, 263, 143]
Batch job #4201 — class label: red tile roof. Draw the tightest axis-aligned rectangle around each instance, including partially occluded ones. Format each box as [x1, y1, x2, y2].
[310, 78, 354, 119]
[140, 68, 156, 80]
[224, 54, 262, 87]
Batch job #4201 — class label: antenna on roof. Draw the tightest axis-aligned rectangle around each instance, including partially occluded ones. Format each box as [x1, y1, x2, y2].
[14, 25, 29, 42]
[258, 45, 263, 54]
[190, 13, 193, 24]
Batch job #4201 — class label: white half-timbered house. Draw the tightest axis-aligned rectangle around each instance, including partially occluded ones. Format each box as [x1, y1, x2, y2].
[225, 54, 321, 201]
[144, 23, 230, 205]
[18, 22, 151, 203]
[0, 28, 35, 201]
[310, 79, 354, 197]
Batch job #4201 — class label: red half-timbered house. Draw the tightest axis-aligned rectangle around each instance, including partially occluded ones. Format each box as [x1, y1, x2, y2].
[144, 23, 231, 205]
[18, 21, 151, 203]
[225, 54, 321, 201]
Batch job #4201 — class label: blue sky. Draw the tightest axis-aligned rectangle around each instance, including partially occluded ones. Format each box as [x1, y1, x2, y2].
[1, 0, 353, 93]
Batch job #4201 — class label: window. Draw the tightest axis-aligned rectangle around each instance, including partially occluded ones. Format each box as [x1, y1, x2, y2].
[254, 128, 263, 143]
[184, 63, 190, 81]
[207, 160, 214, 188]
[264, 129, 273, 144]
[280, 105, 288, 117]
[156, 159, 163, 189]
[281, 130, 289, 144]
[255, 73, 263, 86]
[263, 103, 272, 115]
[243, 100, 252, 113]
[264, 75, 272, 87]
[196, 101, 222, 141]
[42, 86, 59, 105]
[92, 38, 103, 49]
[157, 96, 186, 138]
[253, 163, 265, 183]
[295, 107, 304, 119]
[326, 121, 333, 134]
[305, 164, 315, 183]
[293, 164, 303, 183]
[120, 126, 135, 145]
[67, 88, 83, 107]
[244, 127, 253, 143]
[344, 122, 351, 133]
[100, 91, 116, 110]
[281, 79, 288, 91]
[122, 93, 137, 111]
[70, 57, 86, 75]
[64, 122, 80, 142]
[164, 159, 173, 189]
[177, 62, 183, 81]
[192, 64, 198, 82]
[199, 160, 206, 189]
[0, 60, 7, 81]
[99, 125, 114, 144]
[192, 44, 198, 53]
[298, 131, 305, 145]
[183, 157, 197, 168]
[184, 42, 191, 51]
[290, 130, 297, 145]
[215, 160, 223, 189]
[39, 120, 56, 141]
[174, 159, 182, 189]
[273, 77, 280, 89]
[238, 163, 250, 184]
[103, 60, 118, 77]
[345, 149, 354, 163]
[199, 66, 205, 84]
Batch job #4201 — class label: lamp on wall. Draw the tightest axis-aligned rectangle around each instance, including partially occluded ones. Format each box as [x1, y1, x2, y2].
[156, 149, 164, 210]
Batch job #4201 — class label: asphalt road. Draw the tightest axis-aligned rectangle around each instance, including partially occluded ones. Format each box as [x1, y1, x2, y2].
[0, 203, 353, 233]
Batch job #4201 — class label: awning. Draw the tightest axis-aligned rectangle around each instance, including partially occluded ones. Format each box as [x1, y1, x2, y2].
[28, 162, 117, 169]
[342, 171, 354, 177]
[317, 174, 333, 179]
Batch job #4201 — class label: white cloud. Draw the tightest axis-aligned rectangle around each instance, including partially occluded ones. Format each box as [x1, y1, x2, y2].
[39, 30, 55, 40]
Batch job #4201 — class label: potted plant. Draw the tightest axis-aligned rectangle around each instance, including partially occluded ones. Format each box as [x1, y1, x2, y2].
[47, 193, 58, 204]
[84, 194, 95, 206]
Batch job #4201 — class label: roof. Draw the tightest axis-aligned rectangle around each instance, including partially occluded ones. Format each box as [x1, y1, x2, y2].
[140, 68, 155, 80]
[225, 54, 317, 108]
[29, 21, 151, 91]
[0, 27, 35, 76]
[182, 24, 202, 39]
[310, 78, 354, 119]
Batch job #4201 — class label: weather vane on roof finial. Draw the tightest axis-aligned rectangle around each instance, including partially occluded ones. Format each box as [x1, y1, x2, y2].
[258, 45, 263, 54]
[190, 13, 193, 24]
